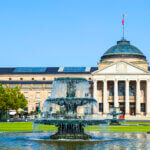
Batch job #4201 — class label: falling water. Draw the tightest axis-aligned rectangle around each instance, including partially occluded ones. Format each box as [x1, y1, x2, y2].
[50, 78, 90, 98]
[34, 77, 108, 139]
[51, 80, 67, 98]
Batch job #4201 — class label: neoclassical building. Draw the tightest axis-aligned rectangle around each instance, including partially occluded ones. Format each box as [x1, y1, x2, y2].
[92, 39, 150, 120]
[0, 38, 150, 119]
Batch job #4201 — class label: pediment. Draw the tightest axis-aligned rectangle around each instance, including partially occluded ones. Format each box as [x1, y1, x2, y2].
[93, 61, 149, 74]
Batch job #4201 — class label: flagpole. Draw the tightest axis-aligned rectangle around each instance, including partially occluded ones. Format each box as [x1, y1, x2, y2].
[123, 14, 124, 39]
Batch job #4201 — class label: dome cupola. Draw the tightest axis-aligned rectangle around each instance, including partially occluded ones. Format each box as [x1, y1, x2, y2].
[101, 38, 146, 62]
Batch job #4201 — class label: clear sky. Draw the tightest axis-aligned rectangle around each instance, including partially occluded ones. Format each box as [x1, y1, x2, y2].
[0, 0, 150, 67]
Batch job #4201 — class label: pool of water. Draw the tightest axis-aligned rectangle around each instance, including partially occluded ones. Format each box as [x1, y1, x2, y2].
[0, 131, 150, 150]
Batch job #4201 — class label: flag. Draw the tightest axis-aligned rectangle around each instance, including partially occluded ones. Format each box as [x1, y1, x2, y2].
[122, 18, 124, 25]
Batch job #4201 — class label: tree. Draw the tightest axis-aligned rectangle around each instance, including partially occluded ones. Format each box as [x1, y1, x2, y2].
[7, 87, 27, 111]
[0, 84, 10, 120]
[0, 84, 27, 121]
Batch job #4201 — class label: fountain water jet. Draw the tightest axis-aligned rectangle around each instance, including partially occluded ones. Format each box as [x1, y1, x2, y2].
[34, 77, 107, 139]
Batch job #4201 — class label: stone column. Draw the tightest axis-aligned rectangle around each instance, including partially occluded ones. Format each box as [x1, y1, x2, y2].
[103, 80, 108, 113]
[146, 79, 150, 116]
[125, 80, 130, 115]
[114, 80, 119, 107]
[93, 80, 97, 100]
[136, 80, 141, 115]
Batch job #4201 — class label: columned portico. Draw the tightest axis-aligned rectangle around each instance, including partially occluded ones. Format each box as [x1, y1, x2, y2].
[92, 72, 150, 119]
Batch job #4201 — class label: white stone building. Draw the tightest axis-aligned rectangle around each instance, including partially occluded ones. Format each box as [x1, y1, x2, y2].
[0, 38, 150, 120]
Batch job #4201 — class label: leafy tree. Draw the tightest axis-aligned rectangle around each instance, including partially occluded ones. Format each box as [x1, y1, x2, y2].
[0, 84, 27, 121]
[8, 87, 27, 111]
[0, 84, 10, 110]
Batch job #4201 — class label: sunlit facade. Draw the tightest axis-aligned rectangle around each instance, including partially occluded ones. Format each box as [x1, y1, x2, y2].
[1, 38, 150, 120]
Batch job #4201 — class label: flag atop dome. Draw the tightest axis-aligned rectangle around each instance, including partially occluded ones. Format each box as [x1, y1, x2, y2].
[122, 14, 125, 39]
[122, 15, 124, 25]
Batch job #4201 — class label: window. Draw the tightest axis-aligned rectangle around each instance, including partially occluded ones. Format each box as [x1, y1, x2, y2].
[36, 103, 40, 112]
[45, 84, 52, 89]
[119, 102, 125, 107]
[49, 107, 53, 112]
[9, 84, 18, 88]
[109, 85, 114, 96]
[85, 93, 89, 97]
[118, 82, 125, 96]
[21, 84, 31, 89]
[13, 67, 46, 73]
[33, 84, 42, 89]
[99, 103, 103, 112]
[63, 67, 86, 72]
[109, 102, 114, 109]
[129, 85, 135, 96]
[24, 107, 28, 111]
[141, 103, 146, 112]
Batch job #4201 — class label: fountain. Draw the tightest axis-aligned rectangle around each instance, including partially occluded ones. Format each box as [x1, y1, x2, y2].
[108, 107, 124, 125]
[34, 77, 107, 139]
[0, 78, 148, 149]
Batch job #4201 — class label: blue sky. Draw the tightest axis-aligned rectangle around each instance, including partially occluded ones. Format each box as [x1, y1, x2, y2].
[0, 0, 150, 67]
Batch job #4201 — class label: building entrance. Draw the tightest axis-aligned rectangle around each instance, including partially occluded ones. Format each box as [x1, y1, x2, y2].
[119, 103, 125, 114]
[36, 103, 40, 113]
[130, 103, 135, 115]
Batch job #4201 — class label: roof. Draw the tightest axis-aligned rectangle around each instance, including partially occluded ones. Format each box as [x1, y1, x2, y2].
[101, 39, 146, 60]
[0, 67, 98, 75]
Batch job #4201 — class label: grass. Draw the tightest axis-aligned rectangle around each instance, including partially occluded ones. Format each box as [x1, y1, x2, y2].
[0, 122, 57, 132]
[121, 122, 150, 125]
[0, 122, 33, 132]
[0, 122, 150, 132]
[85, 125, 150, 132]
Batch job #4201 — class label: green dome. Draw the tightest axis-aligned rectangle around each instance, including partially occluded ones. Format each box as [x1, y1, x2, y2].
[101, 39, 146, 60]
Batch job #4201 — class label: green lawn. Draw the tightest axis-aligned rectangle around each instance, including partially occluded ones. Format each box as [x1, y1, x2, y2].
[0, 122, 150, 132]
[0, 122, 57, 132]
[121, 122, 150, 125]
[85, 125, 150, 132]
[0, 122, 33, 132]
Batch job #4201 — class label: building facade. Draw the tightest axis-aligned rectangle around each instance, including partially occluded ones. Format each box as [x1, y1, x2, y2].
[1, 38, 150, 119]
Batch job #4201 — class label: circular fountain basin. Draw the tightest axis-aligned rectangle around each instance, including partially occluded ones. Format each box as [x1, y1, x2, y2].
[34, 119, 108, 139]
[0, 132, 150, 149]
[34, 118, 108, 125]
